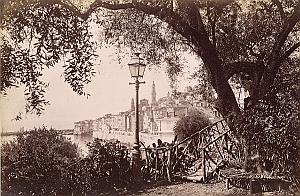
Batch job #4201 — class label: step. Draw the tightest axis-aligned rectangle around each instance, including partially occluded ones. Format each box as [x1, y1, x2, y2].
[181, 174, 204, 182]
[175, 170, 204, 182]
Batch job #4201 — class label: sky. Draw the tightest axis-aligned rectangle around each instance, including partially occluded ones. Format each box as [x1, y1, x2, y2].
[1, 46, 199, 132]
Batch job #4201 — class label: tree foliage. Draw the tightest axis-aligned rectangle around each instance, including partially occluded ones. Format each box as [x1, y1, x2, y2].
[174, 110, 211, 141]
[1, 0, 299, 118]
[1, 0, 97, 115]
[235, 59, 300, 179]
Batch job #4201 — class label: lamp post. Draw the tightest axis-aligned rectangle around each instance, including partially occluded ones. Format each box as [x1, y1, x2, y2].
[128, 52, 146, 182]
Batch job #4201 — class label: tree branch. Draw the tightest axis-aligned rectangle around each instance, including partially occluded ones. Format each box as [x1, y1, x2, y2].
[246, 3, 300, 107]
[207, 7, 217, 47]
[269, 2, 300, 64]
[10, 0, 212, 61]
[225, 62, 264, 80]
[272, 0, 286, 21]
[225, 61, 267, 109]
[57, 0, 199, 42]
[281, 42, 300, 60]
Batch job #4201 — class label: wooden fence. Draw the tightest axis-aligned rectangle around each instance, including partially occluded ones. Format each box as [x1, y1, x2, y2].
[140, 119, 243, 182]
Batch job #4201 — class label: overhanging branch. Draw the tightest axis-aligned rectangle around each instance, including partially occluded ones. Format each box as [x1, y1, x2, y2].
[52, 0, 202, 47]
[254, 2, 300, 101]
[225, 62, 264, 80]
[281, 42, 300, 60]
[256, 2, 300, 101]
[269, 2, 300, 63]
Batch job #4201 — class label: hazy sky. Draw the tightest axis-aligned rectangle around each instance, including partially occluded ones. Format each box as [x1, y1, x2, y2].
[1, 46, 199, 132]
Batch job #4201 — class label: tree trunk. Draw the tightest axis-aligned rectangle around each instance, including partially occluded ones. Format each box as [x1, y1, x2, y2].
[194, 36, 241, 119]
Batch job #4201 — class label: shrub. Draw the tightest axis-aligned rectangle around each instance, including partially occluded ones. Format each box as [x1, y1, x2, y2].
[1, 127, 79, 195]
[174, 110, 212, 141]
[65, 139, 132, 195]
[236, 92, 300, 179]
[235, 61, 300, 180]
[1, 129, 133, 195]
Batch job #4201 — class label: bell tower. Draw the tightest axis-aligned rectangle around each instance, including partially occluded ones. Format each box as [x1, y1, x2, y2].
[151, 81, 157, 106]
[131, 98, 135, 111]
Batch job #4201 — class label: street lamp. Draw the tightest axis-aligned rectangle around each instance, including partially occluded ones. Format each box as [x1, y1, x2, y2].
[128, 52, 146, 182]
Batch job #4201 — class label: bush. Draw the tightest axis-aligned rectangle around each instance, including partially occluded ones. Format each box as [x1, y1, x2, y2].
[1, 127, 79, 195]
[1, 129, 133, 195]
[235, 61, 300, 180]
[174, 110, 212, 141]
[236, 93, 300, 179]
[65, 138, 132, 195]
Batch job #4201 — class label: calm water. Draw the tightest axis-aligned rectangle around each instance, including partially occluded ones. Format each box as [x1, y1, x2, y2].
[1, 131, 175, 156]
[1, 134, 94, 157]
[1, 135, 16, 143]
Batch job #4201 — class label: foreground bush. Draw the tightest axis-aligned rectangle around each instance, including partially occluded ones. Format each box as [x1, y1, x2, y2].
[1, 128, 132, 195]
[235, 62, 300, 181]
[1, 127, 79, 195]
[64, 138, 132, 195]
[236, 94, 300, 180]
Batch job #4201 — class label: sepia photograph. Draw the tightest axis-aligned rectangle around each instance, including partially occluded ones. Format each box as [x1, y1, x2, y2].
[1, 0, 299, 195]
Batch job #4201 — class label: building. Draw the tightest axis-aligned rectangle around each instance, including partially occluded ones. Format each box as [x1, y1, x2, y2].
[74, 120, 93, 135]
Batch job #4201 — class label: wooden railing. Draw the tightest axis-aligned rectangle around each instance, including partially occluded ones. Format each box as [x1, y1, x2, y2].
[140, 119, 243, 182]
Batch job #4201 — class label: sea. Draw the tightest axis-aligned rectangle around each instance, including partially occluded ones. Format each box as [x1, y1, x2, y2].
[1, 131, 175, 157]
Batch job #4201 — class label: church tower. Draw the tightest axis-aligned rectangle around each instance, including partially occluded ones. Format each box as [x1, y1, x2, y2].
[151, 81, 157, 105]
[131, 98, 135, 111]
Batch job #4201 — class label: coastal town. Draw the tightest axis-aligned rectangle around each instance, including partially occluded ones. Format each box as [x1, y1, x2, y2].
[2, 1, 299, 195]
[74, 81, 248, 144]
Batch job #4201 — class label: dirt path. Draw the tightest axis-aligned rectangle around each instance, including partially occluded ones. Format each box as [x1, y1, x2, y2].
[120, 181, 294, 196]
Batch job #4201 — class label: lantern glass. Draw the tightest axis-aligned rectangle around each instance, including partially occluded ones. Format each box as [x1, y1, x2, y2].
[129, 63, 139, 77]
[128, 54, 146, 78]
[138, 63, 146, 77]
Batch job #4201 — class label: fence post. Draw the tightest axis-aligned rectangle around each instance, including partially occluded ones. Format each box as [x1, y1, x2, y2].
[155, 149, 158, 181]
[202, 148, 206, 182]
[226, 178, 230, 189]
[167, 148, 172, 182]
